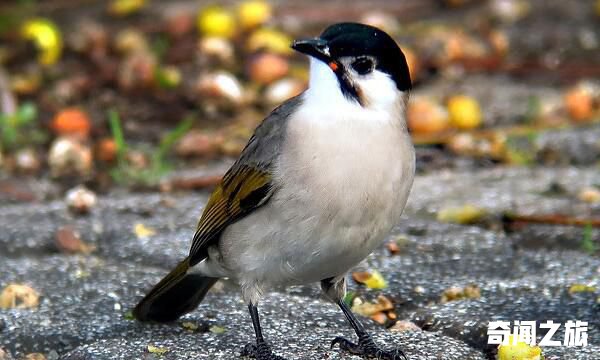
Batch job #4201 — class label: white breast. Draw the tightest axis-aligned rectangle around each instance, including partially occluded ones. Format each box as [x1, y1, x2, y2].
[269, 94, 415, 278]
[213, 60, 415, 304]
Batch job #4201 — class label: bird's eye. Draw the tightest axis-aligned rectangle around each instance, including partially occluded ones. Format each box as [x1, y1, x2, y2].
[351, 57, 373, 75]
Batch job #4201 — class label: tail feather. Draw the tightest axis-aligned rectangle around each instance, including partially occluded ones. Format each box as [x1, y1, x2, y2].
[134, 257, 218, 322]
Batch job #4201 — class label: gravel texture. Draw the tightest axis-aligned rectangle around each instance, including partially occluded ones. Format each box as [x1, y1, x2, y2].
[1, 167, 599, 359]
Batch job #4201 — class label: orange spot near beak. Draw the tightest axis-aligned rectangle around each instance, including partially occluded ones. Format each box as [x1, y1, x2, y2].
[329, 62, 339, 71]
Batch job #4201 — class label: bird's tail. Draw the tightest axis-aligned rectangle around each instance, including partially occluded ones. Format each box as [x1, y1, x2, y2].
[133, 257, 218, 322]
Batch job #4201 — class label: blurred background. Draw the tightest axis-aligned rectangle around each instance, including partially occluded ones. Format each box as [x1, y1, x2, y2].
[0, 1, 599, 360]
[0, 0, 599, 191]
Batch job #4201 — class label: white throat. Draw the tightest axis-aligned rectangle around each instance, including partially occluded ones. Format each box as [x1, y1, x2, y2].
[304, 58, 407, 120]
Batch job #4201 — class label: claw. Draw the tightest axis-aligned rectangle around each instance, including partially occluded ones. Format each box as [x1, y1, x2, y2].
[330, 335, 407, 360]
[330, 336, 362, 354]
[241, 341, 287, 360]
[241, 343, 257, 357]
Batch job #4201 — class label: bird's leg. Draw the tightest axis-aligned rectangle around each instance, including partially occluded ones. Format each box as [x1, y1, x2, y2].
[322, 277, 407, 360]
[240, 303, 287, 360]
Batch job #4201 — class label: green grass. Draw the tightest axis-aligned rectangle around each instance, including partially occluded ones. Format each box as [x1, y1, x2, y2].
[108, 109, 194, 186]
[581, 223, 597, 254]
[0, 102, 44, 150]
[108, 109, 127, 165]
[504, 131, 539, 165]
[524, 95, 541, 124]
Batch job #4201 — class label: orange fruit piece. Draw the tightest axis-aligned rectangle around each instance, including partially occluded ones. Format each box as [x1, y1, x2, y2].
[51, 108, 91, 138]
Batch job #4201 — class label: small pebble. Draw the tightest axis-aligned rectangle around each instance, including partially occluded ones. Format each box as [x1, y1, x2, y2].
[0, 284, 40, 309]
[48, 137, 93, 178]
[578, 187, 600, 203]
[390, 320, 421, 332]
[264, 78, 305, 104]
[14, 148, 41, 174]
[65, 185, 97, 214]
[196, 71, 245, 105]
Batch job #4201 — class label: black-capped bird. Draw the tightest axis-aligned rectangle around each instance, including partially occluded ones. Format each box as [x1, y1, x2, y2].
[134, 22, 414, 360]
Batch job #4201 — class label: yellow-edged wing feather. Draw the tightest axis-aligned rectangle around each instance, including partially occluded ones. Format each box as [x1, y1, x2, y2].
[187, 95, 302, 265]
[188, 165, 273, 265]
[133, 95, 302, 321]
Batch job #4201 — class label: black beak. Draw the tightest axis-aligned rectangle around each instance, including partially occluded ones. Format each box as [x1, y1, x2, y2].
[291, 38, 330, 62]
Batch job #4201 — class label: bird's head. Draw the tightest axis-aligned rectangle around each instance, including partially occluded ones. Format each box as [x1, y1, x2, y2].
[292, 22, 411, 112]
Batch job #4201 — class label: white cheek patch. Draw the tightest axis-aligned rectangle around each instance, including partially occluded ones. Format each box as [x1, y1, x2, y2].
[306, 58, 402, 111]
[354, 70, 401, 111]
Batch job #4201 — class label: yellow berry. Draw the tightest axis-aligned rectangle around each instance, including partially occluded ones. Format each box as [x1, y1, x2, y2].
[108, 0, 146, 16]
[197, 6, 236, 39]
[447, 95, 482, 130]
[437, 204, 486, 224]
[21, 18, 62, 66]
[247, 28, 292, 56]
[407, 97, 449, 134]
[238, 0, 272, 29]
[497, 335, 543, 360]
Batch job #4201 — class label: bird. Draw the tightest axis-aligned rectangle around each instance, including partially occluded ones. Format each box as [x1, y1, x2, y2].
[134, 22, 415, 360]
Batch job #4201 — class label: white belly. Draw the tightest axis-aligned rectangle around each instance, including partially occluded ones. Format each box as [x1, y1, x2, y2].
[213, 106, 415, 304]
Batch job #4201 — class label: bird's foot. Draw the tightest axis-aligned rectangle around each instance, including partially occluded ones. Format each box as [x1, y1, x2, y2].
[331, 334, 407, 360]
[241, 341, 287, 360]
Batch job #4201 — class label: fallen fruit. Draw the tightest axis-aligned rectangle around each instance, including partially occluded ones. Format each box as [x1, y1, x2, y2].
[352, 270, 387, 289]
[198, 36, 234, 63]
[114, 28, 148, 54]
[96, 138, 118, 163]
[21, 18, 62, 66]
[386, 241, 401, 255]
[578, 187, 600, 203]
[0, 348, 13, 360]
[175, 130, 223, 158]
[238, 0, 272, 29]
[407, 97, 450, 134]
[247, 28, 293, 56]
[247, 53, 289, 85]
[351, 295, 394, 317]
[147, 345, 168, 355]
[51, 108, 92, 138]
[568, 283, 596, 294]
[564, 85, 594, 122]
[264, 78, 305, 104]
[134, 223, 156, 238]
[48, 137, 93, 178]
[65, 185, 97, 214]
[497, 335, 543, 360]
[24, 354, 46, 360]
[209, 325, 227, 334]
[447, 95, 483, 130]
[55, 226, 95, 254]
[155, 65, 182, 89]
[437, 204, 486, 224]
[370, 312, 387, 325]
[197, 6, 236, 39]
[14, 148, 41, 174]
[108, 0, 146, 16]
[182, 321, 199, 331]
[196, 71, 245, 105]
[390, 320, 421, 332]
[0, 284, 40, 309]
[440, 284, 481, 303]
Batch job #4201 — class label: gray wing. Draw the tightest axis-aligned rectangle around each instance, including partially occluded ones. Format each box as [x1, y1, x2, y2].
[188, 94, 303, 265]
